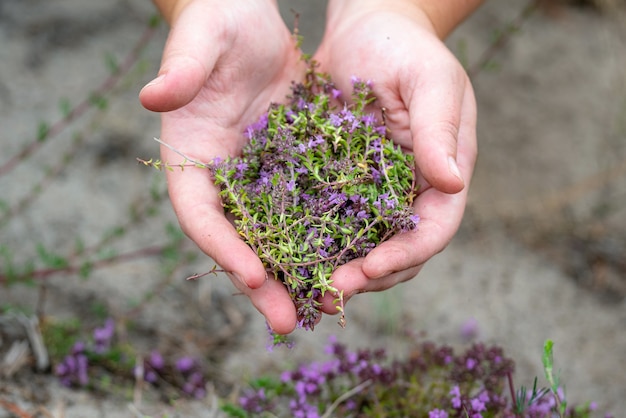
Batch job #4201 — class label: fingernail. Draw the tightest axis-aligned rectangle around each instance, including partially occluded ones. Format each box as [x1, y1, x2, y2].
[448, 156, 464, 184]
[144, 73, 166, 89]
[232, 272, 249, 287]
[227, 271, 250, 288]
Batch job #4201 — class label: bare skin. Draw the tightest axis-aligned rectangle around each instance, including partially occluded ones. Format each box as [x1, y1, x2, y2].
[141, 0, 481, 334]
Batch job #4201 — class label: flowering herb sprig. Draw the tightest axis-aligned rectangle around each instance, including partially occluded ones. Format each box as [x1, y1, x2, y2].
[209, 68, 419, 330]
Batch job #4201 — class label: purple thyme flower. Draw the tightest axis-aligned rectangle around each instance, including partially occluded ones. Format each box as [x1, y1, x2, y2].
[175, 356, 195, 373]
[307, 135, 325, 149]
[55, 341, 89, 387]
[329, 113, 343, 127]
[234, 160, 248, 179]
[374, 125, 387, 135]
[429, 409, 449, 418]
[296, 97, 307, 110]
[450, 385, 462, 409]
[173, 356, 208, 399]
[460, 318, 479, 341]
[138, 350, 166, 384]
[466, 357, 478, 370]
[149, 350, 164, 370]
[470, 391, 488, 412]
[362, 113, 376, 128]
[240, 388, 271, 414]
[93, 318, 115, 354]
[244, 114, 269, 140]
[72, 341, 86, 355]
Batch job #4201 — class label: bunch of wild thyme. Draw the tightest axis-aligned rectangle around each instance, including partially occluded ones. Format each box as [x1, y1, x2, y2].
[209, 69, 418, 330]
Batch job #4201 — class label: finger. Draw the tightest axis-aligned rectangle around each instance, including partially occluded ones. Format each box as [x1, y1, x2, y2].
[363, 83, 477, 279]
[319, 258, 422, 314]
[228, 273, 298, 335]
[165, 160, 268, 290]
[361, 188, 466, 280]
[139, 2, 222, 112]
[408, 59, 470, 194]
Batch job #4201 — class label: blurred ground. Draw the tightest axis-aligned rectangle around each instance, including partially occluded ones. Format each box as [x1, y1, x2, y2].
[1, 0, 625, 416]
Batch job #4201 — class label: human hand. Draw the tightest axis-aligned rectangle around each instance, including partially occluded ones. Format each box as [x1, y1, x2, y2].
[313, 0, 478, 312]
[139, 0, 306, 334]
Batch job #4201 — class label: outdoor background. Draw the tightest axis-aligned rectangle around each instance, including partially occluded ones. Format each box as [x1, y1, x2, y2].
[1, 0, 625, 416]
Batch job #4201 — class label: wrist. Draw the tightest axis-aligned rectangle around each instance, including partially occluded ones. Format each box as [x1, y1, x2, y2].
[326, 0, 483, 39]
[152, 0, 280, 25]
[412, 0, 484, 38]
[151, 0, 193, 24]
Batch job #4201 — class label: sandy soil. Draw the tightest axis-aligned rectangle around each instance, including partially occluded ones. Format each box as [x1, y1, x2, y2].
[1, 0, 625, 416]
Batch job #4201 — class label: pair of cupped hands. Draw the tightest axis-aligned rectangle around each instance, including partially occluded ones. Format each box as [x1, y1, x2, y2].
[139, 0, 477, 335]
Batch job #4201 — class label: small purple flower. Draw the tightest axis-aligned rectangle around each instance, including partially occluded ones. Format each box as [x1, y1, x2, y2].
[296, 97, 307, 110]
[71, 341, 86, 355]
[297, 266, 311, 278]
[240, 388, 268, 413]
[258, 170, 271, 186]
[322, 235, 334, 247]
[341, 108, 354, 121]
[470, 392, 487, 412]
[307, 135, 325, 149]
[429, 409, 449, 418]
[450, 385, 462, 409]
[93, 318, 115, 354]
[281, 370, 293, 383]
[466, 357, 478, 370]
[329, 113, 343, 127]
[245, 114, 269, 140]
[148, 351, 164, 370]
[349, 118, 360, 133]
[235, 160, 248, 179]
[362, 113, 376, 128]
[460, 319, 479, 342]
[144, 369, 158, 383]
[175, 356, 195, 373]
[55, 342, 90, 388]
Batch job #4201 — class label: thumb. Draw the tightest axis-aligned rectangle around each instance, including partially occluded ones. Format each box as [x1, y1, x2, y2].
[139, 3, 221, 112]
[410, 69, 468, 194]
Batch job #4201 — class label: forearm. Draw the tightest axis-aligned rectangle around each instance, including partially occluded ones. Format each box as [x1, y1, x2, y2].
[326, 0, 484, 39]
[150, 0, 280, 25]
[151, 0, 192, 24]
[413, 0, 484, 38]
